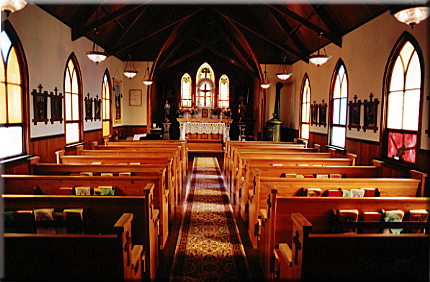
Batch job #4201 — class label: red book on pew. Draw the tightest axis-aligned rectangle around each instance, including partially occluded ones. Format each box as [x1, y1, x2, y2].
[303, 174, 314, 178]
[327, 189, 342, 197]
[362, 211, 382, 233]
[57, 187, 74, 195]
[362, 188, 375, 197]
[408, 210, 429, 233]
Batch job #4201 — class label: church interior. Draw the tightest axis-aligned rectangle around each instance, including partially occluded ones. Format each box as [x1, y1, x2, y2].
[1, 0, 429, 281]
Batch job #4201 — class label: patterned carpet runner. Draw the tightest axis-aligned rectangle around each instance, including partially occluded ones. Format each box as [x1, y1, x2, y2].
[170, 157, 251, 281]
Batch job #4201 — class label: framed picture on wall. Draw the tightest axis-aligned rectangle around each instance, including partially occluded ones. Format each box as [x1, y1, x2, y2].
[129, 89, 142, 106]
[50, 87, 63, 124]
[85, 93, 93, 122]
[113, 78, 122, 124]
[318, 100, 327, 127]
[310, 101, 318, 125]
[32, 84, 49, 125]
[94, 95, 101, 120]
[202, 109, 208, 118]
[363, 93, 379, 132]
[348, 95, 361, 130]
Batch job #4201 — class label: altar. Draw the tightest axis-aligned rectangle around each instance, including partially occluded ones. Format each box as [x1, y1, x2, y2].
[177, 118, 233, 152]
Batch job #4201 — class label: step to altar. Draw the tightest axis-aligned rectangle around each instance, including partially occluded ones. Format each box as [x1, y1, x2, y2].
[186, 139, 223, 153]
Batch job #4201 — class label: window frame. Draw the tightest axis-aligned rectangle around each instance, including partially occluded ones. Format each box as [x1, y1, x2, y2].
[102, 69, 112, 137]
[0, 20, 29, 160]
[381, 32, 424, 167]
[329, 59, 348, 149]
[63, 53, 83, 145]
[180, 73, 192, 108]
[300, 74, 311, 140]
[218, 74, 230, 109]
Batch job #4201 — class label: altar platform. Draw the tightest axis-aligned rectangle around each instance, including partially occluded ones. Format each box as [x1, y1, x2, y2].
[177, 118, 233, 152]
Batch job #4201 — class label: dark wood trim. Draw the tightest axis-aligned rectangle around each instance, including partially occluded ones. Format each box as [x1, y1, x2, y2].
[65, 142, 86, 149]
[84, 128, 103, 133]
[0, 154, 32, 165]
[30, 134, 64, 142]
[310, 131, 328, 137]
[346, 137, 379, 146]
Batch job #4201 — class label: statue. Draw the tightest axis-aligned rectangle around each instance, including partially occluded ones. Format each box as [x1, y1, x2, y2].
[164, 100, 170, 122]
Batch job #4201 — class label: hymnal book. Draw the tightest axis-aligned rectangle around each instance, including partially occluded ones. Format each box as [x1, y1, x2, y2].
[75, 186, 91, 195]
[362, 188, 375, 197]
[54, 211, 67, 234]
[329, 174, 342, 178]
[303, 174, 314, 178]
[130, 162, 141, 165]
[100, 172, 113, 176]
[327, 189, 342, 197]
[296, 164, 309, 166]
[80, 172, 93, 176]
[57, 187, 74, 195]
[408, 209, 429, 233]
[13, 210, 36, 233]
[351, 189, 365, 197]
[296, 174, 304, 178]
[90, 162, 102, 165]
[117, 163, 127, 165]
[63, 208, 84, 234]
[338, 209, 359, 233]
[280, 173, 296, 178]
[306, 188, 322, 197]
[384, 210, 404, 234]
[362, 211, 382, 233]
[271, 163, 283, 166]
[94, 186, 115, 195]
[34, 208, 56, 234]
[342, 190, 351, 197]
[316, 174, 329, 178]
[119, 172, 132, 176]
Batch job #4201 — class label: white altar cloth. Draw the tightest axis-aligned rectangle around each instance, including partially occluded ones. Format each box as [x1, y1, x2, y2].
[179, 121, 230, 142]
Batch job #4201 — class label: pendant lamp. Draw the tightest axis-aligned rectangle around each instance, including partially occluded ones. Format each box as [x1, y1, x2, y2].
[123, 55, 138, 79]
[260, 64, 271, 89]
[391, 4, 430, 29]
[86, 8, 108, 64]
[309, 31, 331, 67]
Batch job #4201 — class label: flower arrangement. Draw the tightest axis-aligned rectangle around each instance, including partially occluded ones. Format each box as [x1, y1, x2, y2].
[189, 106, 198, 116]
[177, 106, 185, 116]
[223, 107, 231, 118]
[211, 106, 221, 117]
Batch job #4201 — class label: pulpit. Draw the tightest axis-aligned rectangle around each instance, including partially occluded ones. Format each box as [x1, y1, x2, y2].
[177, 118, 233, 152]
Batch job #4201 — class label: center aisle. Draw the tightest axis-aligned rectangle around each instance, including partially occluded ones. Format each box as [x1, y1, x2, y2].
[170, 157, 251, 280]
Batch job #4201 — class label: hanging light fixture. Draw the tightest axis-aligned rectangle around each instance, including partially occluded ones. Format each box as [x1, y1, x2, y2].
[86, 8, 108, 64]
[123, 54, 138, 79]
[391, 4, 430, 29]
[260, 64, 271, 89]
[309, 31, 331, 67]
[276, 53, 292, 81]
[143, 62, 153, 85]
[1, 0, 27, 17]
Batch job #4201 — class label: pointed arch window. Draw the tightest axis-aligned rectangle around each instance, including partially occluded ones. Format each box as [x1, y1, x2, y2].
[102, 70, 111, 137]
[196, 62, 215, 108]
[384, 36, 423, 164]
[218, 74, 230, 108]
[330, 62, 348, 148]
[300, 74, 311, 140]
[64, 54, 82, 144]
[0, 26, 27, 159]
[181, 73, 192, 108]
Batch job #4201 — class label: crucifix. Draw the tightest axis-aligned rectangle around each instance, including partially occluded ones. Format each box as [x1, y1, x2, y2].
[199, 82, 211, 107]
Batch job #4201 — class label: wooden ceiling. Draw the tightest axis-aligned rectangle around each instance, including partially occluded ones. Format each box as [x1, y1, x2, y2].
[38, 1, 404, 79]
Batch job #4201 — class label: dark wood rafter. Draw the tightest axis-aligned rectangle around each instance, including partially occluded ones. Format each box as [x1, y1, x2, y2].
[214, 7, 308, 63]
[310, 4, 343, 44]
[262, 1, 342, 47]
[267, 6, 310, 62]
[71, 4, 147, 41]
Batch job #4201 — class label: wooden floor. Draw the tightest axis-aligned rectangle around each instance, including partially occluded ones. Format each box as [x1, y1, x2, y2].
[154, 154, 265, 281]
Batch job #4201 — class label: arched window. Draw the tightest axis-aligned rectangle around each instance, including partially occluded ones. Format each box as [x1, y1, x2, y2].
[300, 74, 311, 140]
[181, 73, 192, 108]
[0, 23, 27, 159]
[64, 54, 82, 144]
[218, 74, 230, 108]
[330, 61, 348, 148]
[384, 34, 423, 164]
[102, 70, 111, 137]
[196, 62, 215, 108]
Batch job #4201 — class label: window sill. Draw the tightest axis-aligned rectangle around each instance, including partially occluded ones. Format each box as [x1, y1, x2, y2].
[65, 142, 86, 150]
[0, 154, 33, 165]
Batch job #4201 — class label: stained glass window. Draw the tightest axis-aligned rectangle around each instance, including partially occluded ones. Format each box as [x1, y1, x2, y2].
[218, 74, 229, 108]
[385, 39, 422, 164]
[102, 71, 111, 137]
[64, 54, 81, 144]
[196, 62, 214, 108]
[300, 75, 310, 140]
[181, 73, 192, 108]
[330, 62, 348, 148]
[0, 28, 26, 159]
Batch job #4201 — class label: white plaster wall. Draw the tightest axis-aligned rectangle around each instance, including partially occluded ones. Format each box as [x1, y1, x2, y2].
[286, 11, 429, 150]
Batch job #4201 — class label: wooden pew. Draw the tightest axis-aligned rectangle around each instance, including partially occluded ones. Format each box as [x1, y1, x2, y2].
[257, 184, 430, 280]
[3, 183, 158, 281]
[93, 140, 188, 183]
[249, 172, 426, 250]
[76, 145, 183, 208]
[240, 159, 383, 229]
[229, 149, 343, 202]
[100, 139, 188, 181]
[229, 151, 356, 205]
[279, 212, 429, 281]
[4, 213, 143, 281]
